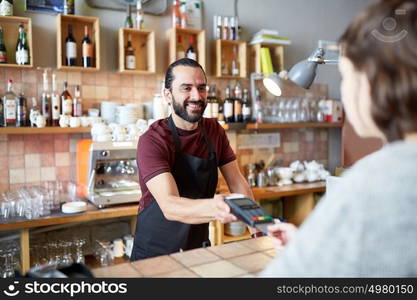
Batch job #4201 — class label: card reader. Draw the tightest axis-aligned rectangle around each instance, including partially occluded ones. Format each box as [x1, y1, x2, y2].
[224, 194, 274, 234]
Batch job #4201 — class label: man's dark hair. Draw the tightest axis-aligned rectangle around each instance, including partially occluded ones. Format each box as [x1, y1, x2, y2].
[164, 58, 207, 90]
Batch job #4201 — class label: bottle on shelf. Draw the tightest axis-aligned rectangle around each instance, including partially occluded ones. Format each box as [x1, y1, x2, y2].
[61, 81, 73, 116]
[222, 16, 229, 40]
[180, 1, 188, 28]
[0, 96, 3, 126]
[41, 70, 51, 126]
[125, 4, 133, 28]
[0, 26, 7, 63]
[65, 24, 77, 66]
[233, 84, 243, 123]
[3, 79, 17, 127]
[16, 23, 30, 65]
[135, 0, 145, 29]
[185, 35, 197, 60]
[176, 34, 185, 59]
[221, 51, 229, 76]
[0, 0, 13, 16]
[171, 0, 181, 28]
[63, 0, 74, 15]
[217, 90, 225, 123]
[203, 86, 212, 119]
[214, 15, 222, 40]
[16, 92, 27, 127]
[82, 25, 93, 68]
[242, 88, 252, 123]
[29, 97, 40, 127]
[73, 85, 82, 117]
[51, 73, 60, 126]
[125, 33, 136, 70]
[230, 16, 236, 40]
[223, 86, 234, 123]
[208, 86, 219, 120]
[254, 88, 263, 123]
[231, 46, 239, 76]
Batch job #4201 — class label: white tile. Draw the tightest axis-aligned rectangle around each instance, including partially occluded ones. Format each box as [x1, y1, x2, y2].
[41, 167, 56, 181]
[25, 168, 41, 183]
[25, 154, 41, 168]
[55, 152, 70, 167]
[320, 130, 328, 142]
[9, 168, 25, 184]
[305, 130, 314, 142]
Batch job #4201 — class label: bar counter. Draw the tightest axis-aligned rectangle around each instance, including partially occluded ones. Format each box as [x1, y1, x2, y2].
[92, 236, 277, 278]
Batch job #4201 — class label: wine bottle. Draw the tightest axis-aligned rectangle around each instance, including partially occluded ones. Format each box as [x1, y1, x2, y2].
[3, 79, 17, 127]
[0, 96, 4, 126]
[125, 33, 136, 70]
[0, 26, 7, 63]
[176, 34, 185, 59]
[16, 24, 29, 65]
[73, 85, 82, 117]
[136, 0, 145, 29]
[125, 4, 133, 28]
[242, 89, 252, 123]
[185, 36, 196, 60]
[16, 93, 27, 127]
[208, 86, 219, 120]
[223, 87, 234, 123]
[41, 71, 51, 126]
[61, 81, 73, 116]
[233, 84, 243, 123]
[82, 25, 93, 68]
[172, 0, 181, 28]
[51, 73, 60, 126]
[66, 24, 77, 66]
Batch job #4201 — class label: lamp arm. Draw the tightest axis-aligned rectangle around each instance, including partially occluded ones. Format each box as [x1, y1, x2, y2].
[307, 48, 326, 64]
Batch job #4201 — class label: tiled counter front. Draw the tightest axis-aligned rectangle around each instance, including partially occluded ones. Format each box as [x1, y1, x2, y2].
[92, 236, 277, 278]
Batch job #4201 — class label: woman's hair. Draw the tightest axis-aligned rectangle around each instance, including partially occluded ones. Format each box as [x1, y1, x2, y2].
[340, 0, 417, 142]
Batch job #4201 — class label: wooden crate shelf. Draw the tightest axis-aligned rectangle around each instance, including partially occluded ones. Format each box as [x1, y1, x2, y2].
[118, 28, 155, 74]
[214, 39, 247, 78]
[250, 43, 285, 74]
[167, 27, 206, 71]
[57, 14, 100, 71]
[0, 127, 91, 134]
[0, 16, 33, 68]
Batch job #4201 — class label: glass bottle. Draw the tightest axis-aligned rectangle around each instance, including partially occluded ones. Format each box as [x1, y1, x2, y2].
[176, 34, 185, 59]
[223, 87, 234, 123]
[203, 86, 212, 119]
[41, 71, 51, 126]
[0, 96, 3, 126]
[242, 88, 252, 123]
[0, 26, 7, 63]
[29, 97, 39, 127]
[208, 86, 219, 120]
[61, 81, 73, 116]
[16, 23, 29, 65]
[180, 1, 188, 28]
[185, 35, 197, 60]
[51, 73, 60, 126]
[135, 0, 144, 29]
[65, 24, 77, 66]
[73, 85, 82, 117]
[233, 84, 243, 122]
[231, 46, 239, 76]
[125, 33, 136, 70]
[3, 79, 17, 127]
[222, 16, 229, 40]
[125, 4, 133, 28]
[63, 0, 74, 15]
[214, 15, 222, 40]
[0, 0, 13, 16]
[172, 0, 181, 28]
[254, 88, 263, 123]
[82, 25, 93, 68]
[16, 92, 27, 127]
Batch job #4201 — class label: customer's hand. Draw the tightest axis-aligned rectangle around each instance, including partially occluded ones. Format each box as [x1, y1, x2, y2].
[213, 194, 238, 223]
[267, 220, 297, 250]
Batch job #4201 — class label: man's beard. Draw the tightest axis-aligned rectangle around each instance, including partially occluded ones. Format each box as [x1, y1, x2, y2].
[172, 95, 206, 123]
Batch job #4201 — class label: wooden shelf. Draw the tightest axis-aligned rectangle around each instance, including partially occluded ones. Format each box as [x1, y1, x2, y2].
[57, 14, 100, 71]
[250, 43, 285, 74]
[213, 39, 247, 78]
[252, 181, 326, 200]
[0, 16, 33, 67]
[167, 27, 206, 71]
[245, 122, 344, 130]
[223, 229, 251, 244]
[0, 127, 91, 134]
[118, 28, 155, 74]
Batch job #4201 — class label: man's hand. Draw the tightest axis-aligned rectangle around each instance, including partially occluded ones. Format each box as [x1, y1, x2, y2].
[213, 194, 238, 223]
[267, 220, 298, 250]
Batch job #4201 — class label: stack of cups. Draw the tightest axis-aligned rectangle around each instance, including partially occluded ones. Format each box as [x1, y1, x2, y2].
[101, 101, 118, 124]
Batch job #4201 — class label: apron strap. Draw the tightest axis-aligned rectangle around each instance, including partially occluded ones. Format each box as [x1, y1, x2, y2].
[167, 114, 215, 155]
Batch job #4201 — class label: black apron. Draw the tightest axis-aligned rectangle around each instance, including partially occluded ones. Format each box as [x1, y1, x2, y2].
[131, 116, 218, 260]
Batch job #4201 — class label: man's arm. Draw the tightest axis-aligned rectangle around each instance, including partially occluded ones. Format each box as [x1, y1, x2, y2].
[146, 172, 237, 224]
[220, 160, 254, 199]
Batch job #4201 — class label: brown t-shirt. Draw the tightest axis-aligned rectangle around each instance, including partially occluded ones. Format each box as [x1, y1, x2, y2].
[136, 117, 236, 211]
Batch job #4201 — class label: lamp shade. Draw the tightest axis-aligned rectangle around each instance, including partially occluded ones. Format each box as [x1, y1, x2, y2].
[287, 59, 319, 89]
[262, 73, 283, 96]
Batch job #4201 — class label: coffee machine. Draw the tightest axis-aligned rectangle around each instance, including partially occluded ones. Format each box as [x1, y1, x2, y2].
[76, 140, 141, 208]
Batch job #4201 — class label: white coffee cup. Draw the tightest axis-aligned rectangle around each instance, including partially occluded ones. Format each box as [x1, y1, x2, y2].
[59, 115, 70, 128]
[69, 116, 81, 128]
[80, 116, 90, 127]
[35, 115, 46, 128]
[112, 238, 125, 258]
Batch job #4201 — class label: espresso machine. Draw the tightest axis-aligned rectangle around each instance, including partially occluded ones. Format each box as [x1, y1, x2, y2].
[76, 140, 141, 208]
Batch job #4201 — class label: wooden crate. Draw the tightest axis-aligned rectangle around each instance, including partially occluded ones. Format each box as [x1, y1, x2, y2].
[118, 28, 155, 74]
[0, 16, 33, 68]
[249, 43, 284, 74]
[213, 39, 246, 78]
[167, 27, 205, 71]
[57, 14, 100, 71]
